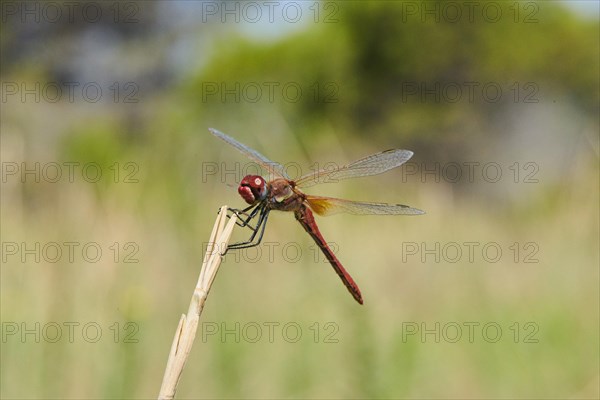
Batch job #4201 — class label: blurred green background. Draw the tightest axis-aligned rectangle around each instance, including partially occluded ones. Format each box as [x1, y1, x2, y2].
[1, 1, 598, 398]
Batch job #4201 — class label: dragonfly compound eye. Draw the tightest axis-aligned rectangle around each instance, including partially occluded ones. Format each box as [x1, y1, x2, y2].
[239, 175, 267, 204]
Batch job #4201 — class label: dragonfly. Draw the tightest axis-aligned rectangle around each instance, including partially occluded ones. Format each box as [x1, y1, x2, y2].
[209, 128, 424, 305]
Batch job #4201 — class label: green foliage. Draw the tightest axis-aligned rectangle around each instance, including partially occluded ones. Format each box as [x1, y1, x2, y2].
[185, 1, 598, 145]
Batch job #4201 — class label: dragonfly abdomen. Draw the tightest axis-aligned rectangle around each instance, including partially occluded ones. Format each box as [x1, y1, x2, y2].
[294, 205, 364, 305]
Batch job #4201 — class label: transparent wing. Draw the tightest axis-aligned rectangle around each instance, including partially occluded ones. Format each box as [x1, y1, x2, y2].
[305, 195, 425, 216]
[295, 149, 414, 188]
[209, 128, 288, 179]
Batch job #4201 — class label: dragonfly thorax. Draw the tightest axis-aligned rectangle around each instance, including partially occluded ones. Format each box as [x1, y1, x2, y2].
[238, 175, 267, 204]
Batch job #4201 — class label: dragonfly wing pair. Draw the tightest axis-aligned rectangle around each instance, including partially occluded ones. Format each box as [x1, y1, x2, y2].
[210, 127, 424, 216]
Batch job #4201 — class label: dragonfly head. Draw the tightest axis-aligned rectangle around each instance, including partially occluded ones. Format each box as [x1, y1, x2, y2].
[238, 175, 267, 205]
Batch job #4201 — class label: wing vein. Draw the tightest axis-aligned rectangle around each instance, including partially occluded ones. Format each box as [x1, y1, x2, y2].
[295, 149, 413, 187]
[305, 195, 425, 216]
[209, 128, 288, 179]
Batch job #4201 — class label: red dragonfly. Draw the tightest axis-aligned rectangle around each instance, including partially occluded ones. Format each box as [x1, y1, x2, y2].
[210, 128, 424, 304]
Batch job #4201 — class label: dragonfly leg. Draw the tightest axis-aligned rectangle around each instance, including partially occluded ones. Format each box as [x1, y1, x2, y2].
[225, 204, 261, 228]
[224, 207, 270, 254]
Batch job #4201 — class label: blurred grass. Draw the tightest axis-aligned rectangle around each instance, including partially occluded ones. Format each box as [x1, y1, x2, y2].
[1, 126, 598, 398]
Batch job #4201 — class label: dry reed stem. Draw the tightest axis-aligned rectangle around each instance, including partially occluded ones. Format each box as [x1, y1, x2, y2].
[158, 206, 237, 399]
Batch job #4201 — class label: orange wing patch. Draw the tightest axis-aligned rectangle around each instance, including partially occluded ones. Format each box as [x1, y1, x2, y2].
[305, 196, 337, 216]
